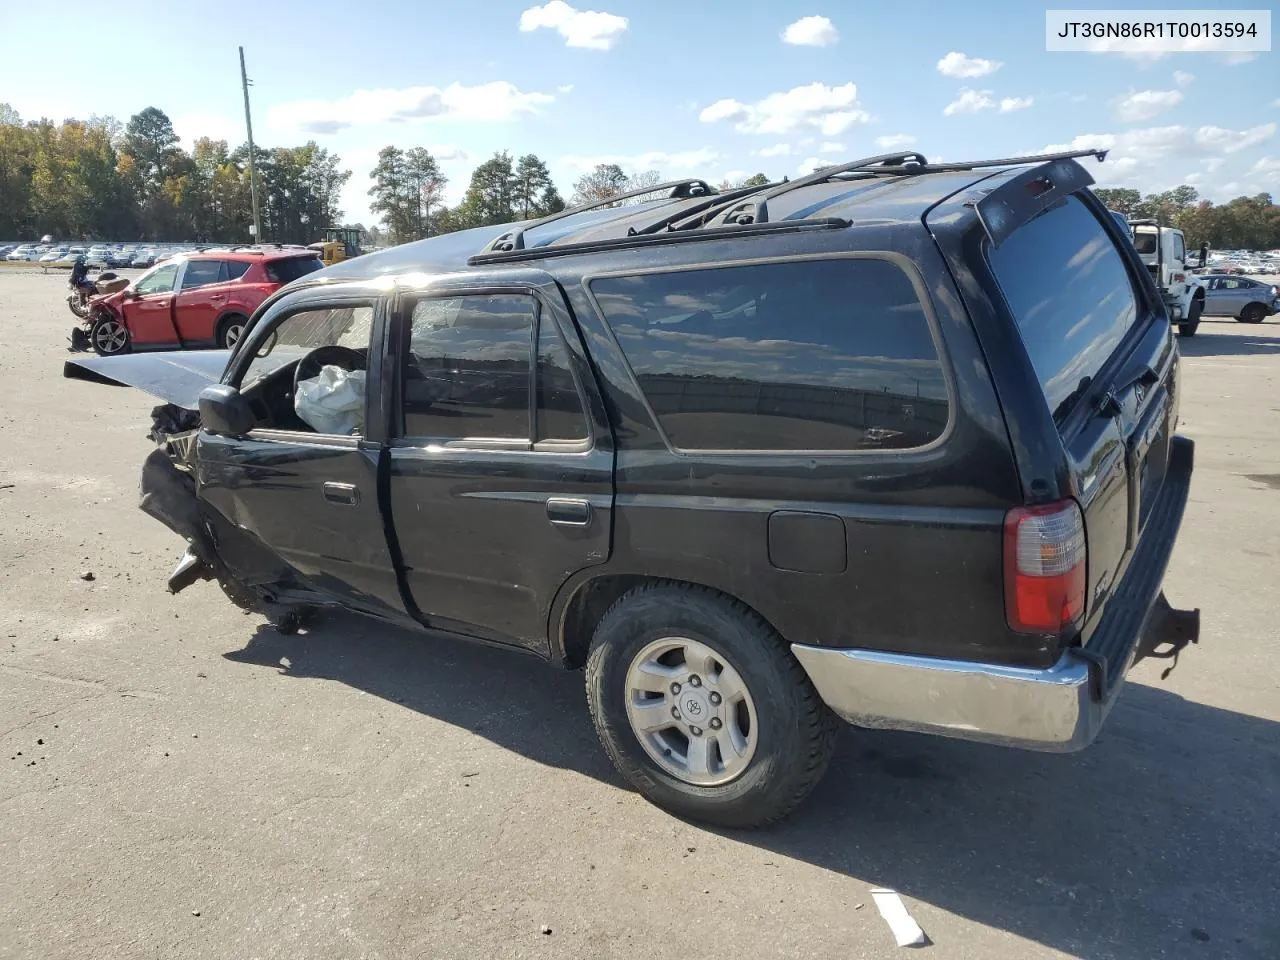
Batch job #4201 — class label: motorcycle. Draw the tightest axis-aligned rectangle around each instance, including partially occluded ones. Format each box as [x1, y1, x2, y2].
[66, 258, 131, 351]
[66, 261, 123, 319]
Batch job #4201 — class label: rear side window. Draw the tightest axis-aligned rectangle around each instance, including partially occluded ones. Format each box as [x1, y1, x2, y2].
[224, 260, 252, 280]
[988, 195, 1140, 420]
[536, 317, 588, 442]
[589, 258, 949, 452]
[266, 256, 323, 285]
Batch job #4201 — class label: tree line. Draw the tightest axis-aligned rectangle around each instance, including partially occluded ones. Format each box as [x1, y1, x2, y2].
[1093, 186, 1280, 251]
[0, 104, 347, 245]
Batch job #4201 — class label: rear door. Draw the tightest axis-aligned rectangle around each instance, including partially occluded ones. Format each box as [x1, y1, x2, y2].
[173, 258, 228, 343]
[983, 191, 1176, 625]
[384, 273, 614, 654]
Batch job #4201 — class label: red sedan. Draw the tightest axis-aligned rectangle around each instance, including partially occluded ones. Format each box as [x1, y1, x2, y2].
[83, 249, 324, 356]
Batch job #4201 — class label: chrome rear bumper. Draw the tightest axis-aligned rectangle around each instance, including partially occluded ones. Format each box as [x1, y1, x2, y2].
[794, 437, 1197, 753]
[791, 643, 1103, 752]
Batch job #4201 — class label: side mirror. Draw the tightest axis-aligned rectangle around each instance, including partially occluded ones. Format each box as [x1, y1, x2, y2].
[198, 384, 256, 436]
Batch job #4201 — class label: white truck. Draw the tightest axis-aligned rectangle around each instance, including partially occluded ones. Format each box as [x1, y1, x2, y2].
[1128, 219, 1206, 337]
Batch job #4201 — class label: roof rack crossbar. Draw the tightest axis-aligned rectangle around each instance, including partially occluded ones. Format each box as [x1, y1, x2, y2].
[700, 152, 930, 228]
[859, 148, 1108, 177]
[633, 180, 787, 236]
[478, 178, 718, 255]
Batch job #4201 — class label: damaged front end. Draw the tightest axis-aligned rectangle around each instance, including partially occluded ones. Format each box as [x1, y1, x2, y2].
[140, 403, 320, 631]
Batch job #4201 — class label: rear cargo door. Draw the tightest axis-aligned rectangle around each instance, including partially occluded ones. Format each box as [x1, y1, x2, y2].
[985, 192, 1177, 624]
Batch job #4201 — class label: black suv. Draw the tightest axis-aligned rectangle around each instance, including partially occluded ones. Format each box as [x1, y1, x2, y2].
[66, 149, 1199, 827]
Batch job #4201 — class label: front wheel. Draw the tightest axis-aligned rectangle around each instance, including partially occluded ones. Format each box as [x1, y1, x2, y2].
[1238, 303, 1268, 324]
[90, 314, 131, 356]
[585, 583, 838, 828]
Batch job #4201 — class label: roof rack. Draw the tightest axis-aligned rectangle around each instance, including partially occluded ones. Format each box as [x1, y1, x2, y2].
[698, 152, 929, 228]
[689, 148, 1108, 229]
[477, 178, 717, 255]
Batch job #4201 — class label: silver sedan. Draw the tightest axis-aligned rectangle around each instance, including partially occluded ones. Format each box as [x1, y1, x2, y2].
[1196, 275, 1280, 323]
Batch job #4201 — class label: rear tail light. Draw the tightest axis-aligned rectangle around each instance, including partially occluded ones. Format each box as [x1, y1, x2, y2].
[1173, 273, 1185, 283]
[1003, 499, 1087, 634]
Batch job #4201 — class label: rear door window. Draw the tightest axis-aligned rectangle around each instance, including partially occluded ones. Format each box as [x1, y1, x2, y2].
[224, 260, 252, 280]
[589, 258, 949, 452]
[987, 194, 1141, 421]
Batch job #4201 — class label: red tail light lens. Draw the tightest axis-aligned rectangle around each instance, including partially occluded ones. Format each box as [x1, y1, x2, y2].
[1004, 500, 1087, 634]
[1173, 273, 1185, 283]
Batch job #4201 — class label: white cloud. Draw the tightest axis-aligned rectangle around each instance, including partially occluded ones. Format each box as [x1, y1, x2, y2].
[269, 81, 554, 133]
[1195, 123, 1276, 153]
[1070, 93, 1088, 103]
[518, 1, 628, 50]
[557, 84, 575, 94]
[819, 141, 845, 154]
[1173, 71, 1195, 88]
[797, 157, 826, 175]
[875, 133, 916, 149]
[756, 143, 793, 157]
[722, 169, 751, 183]
[936, 51, 1002, 78]
[1114, 89, 1184, 122]
[699, 82, 870, 136]
[1219, 181, 1240, 193]
[781, 15, 838, 47]
[1221, 52, 1257, 65]
[1252, 156, 1280, 173]
[943, 88, 995, 115]
[559, 147, 720, 176]
[999, 96, 1034, 113]
[1184, 173, 1203, 184]
[1043, 123, 1277, 189]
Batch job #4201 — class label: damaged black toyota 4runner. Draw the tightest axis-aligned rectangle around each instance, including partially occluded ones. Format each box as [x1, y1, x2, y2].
[66, 150, 1200, 827]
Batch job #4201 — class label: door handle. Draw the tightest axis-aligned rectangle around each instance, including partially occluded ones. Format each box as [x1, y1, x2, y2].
[323, 482, 360, 506]
[210, 294, 225, 301]
[546, 497, 591, 526]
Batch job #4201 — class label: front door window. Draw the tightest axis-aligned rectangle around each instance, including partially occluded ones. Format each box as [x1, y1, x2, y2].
[134, 264, 179, 296]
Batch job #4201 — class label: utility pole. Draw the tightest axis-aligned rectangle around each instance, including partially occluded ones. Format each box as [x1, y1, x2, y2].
[239, 46, 262, 243]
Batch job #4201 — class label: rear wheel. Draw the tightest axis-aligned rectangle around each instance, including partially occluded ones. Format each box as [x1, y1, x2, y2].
[217, 314, 249, 349]
[1237, 303, 1267, 324]
[90, 314, 130, 356]
[585, 583, 838, 828]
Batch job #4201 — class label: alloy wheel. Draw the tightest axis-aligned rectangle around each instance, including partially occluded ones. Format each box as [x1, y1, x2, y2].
[624, 636, 758, 786]
[93, 319, 128, 354]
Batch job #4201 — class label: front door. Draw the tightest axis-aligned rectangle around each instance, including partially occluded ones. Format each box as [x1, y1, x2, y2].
[196, 295, 407, 620]
[123, 262, 180, 347]
[385, 276, 614, 653]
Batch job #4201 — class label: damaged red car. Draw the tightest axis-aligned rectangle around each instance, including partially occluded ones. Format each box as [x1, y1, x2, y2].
[77, 249, 324, 356]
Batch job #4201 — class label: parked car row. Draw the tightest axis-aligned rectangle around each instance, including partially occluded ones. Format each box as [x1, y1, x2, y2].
[3, 241, 226, 268]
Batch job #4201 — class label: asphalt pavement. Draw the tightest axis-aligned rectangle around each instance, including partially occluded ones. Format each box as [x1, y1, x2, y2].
[1, 269, 1278, 959]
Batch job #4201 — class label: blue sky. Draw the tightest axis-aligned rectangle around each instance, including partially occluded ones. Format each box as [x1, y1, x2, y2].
[2, 0, 1276, 227]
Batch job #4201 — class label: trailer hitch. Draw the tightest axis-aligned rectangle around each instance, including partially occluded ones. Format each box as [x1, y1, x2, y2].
[1134, 592, 1201, 679]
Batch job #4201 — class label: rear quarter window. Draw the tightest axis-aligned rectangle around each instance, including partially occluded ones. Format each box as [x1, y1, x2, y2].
[987, 194, 1141, 421]
[266, 256, 324, 285]
[588, 257, 950, 452]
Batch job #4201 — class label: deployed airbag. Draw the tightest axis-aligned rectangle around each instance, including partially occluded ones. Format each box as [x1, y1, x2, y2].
[294, 365, 366, 435]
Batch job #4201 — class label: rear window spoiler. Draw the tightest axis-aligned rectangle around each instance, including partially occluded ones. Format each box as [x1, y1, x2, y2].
[972, 153, 1105, 249]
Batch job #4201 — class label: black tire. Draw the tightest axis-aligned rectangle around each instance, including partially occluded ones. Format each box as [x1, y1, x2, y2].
[1237, 303, 1267, 324]
[1178, 322, 1199, 337]
[216, 314, 249, 349]
[585, 583, 838, 828]
[89, 313, 131, 356]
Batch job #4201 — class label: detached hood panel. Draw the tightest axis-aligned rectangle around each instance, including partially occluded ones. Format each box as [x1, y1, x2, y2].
[63, 351, 233, 410]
